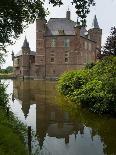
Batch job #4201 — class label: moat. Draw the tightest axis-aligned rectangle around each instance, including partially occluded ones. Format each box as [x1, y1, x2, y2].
[5, 80, 116, 155]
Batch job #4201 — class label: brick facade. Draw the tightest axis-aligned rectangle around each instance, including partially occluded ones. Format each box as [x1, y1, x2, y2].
[13, 11, 102, 79]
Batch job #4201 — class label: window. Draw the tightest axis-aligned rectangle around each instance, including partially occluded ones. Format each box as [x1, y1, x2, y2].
[64, 39, 70, 48]
[64, 51, 69, 63]
[51, 38, 56, 47]
[65, 51, 69, 57]
[65, 57, 68, 63]
[50, 57, 54, 62]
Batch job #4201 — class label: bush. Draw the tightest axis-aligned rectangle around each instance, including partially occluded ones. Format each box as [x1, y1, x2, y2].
[58, 70, 88, 96]
[57, 56, 116, 114]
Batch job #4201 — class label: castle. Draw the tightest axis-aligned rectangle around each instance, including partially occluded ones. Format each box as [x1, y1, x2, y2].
[12, 11, 102, 79]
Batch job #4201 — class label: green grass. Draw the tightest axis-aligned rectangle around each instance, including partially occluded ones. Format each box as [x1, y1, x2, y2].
[0, 106, 28, 155]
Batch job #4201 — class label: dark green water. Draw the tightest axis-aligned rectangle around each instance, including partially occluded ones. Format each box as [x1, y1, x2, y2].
[6, 80, 116, 155]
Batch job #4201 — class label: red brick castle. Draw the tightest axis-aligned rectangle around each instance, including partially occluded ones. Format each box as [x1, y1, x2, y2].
[12, 11, 102, 79]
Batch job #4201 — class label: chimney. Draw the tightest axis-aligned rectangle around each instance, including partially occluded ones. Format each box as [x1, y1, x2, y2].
[66, 9, 71, 20]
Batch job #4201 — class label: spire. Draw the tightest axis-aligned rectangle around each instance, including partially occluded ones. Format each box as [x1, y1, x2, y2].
[22, 36, 29, 48]
[93, 15, 99, 28]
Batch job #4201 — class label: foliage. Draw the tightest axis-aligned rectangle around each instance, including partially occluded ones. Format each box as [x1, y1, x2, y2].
[103, 27, 116, 56]
[58, 70, 89, 96]
[0, 66, 13, 74]
[0, 83, 8, 107]
[6, 66, 13, 72]
[57, 56, 116, 114]
[0, 0, 95, 51]
[0, 106, 28, 155]
[0, 81, 28, 154]
[85, 62, 95, 69]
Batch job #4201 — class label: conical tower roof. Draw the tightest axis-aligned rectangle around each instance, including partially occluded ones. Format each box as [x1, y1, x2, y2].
[22, 36, 29, 48]
[93, 15, 99, 28]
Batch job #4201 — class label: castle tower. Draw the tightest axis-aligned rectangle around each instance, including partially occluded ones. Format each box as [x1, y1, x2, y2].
[35, 18, 46, 79]
[88, 15, 102, 49]
[22, 37, 30, 78]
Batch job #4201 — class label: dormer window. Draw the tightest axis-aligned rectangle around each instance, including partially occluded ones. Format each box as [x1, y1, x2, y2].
[58, 30, 65, 35]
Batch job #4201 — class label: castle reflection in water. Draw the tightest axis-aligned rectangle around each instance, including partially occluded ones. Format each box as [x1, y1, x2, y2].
[13, 80, 84, 149]
[12, 80, 116, 155]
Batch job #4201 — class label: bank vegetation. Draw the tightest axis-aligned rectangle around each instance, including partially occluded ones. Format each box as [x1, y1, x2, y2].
[57, 56, 116, 114]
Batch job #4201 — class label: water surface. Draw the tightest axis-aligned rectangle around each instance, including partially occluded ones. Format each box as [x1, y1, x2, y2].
[5, 80, 116, 155]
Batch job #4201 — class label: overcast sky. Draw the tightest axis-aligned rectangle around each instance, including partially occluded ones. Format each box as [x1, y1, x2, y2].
[2, 0, 116, 68]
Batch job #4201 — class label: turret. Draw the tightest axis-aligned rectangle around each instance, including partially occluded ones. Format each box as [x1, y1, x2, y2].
[22, 37, 30, 78]
[88, 15, 102, 48]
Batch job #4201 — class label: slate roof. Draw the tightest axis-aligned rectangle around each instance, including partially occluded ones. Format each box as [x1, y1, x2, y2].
[22, 37, 30, 48]
[15, 50, 35, 57]
[46, 18, 87, 37]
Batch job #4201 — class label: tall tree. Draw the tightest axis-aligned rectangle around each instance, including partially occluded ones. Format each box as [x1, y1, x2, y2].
[0, 0, 95, 51]
[103, 27, 116, 56]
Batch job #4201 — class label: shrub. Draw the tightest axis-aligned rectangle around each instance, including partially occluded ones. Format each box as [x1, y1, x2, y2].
[57, 70, 88, 96]
[57, 56, 116, 114]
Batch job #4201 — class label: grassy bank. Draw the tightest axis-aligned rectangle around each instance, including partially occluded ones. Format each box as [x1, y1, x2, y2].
[0, 81, 28, 155]
[57, 56, 116, 114]
[0, 106, 27, 155]
[0, 73, 15, 79]
[0, 106, 28, 155]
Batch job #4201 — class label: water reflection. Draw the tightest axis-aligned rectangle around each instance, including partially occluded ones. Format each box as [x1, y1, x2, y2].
[8, 80, 116, 155]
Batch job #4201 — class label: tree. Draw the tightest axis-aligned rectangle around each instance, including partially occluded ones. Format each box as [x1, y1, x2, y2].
[0, 0, 95, 51]
[6, 66, 13, 73]
[103, 27, 116, 56]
